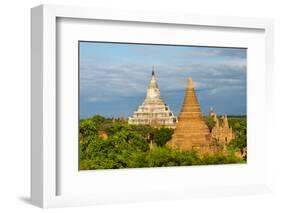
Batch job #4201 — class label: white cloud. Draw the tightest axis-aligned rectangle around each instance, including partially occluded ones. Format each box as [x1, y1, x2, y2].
[80, 49, 246, 102]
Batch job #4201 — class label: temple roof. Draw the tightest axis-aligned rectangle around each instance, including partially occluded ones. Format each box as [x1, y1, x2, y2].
[182, 77, 201, 112]
[168, 76, 211, 150]
[146, 68, 160, 99]
[188, 77, 194, 89]
[128, 68, 177, 128]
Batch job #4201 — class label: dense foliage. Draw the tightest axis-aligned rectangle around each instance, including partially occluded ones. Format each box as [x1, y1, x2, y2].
[79, 115, 246, 170]
[227, 116, 247, 160]
[203, 116, 216, 132]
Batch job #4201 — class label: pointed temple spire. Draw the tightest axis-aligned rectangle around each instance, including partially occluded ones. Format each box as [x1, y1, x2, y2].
[168, 77, 212, 152]
[188, 77, 194, 89]
[152, 65, 155, 76]
[223, 114, 229, 129]
[128, 68, 177, 128]
[182, 77, 201, 112]
[210, 111, 235, 144]
[147, 68, 159, 98]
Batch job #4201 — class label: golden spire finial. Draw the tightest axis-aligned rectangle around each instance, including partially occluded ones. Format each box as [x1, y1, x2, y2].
[223, 114, 229, 128]
[188, 77, 194, 89]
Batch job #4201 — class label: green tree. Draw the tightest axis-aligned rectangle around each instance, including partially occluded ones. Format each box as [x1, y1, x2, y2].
[204, 116, 215, 132]
[146, 147, 201, 167]
[227, 117, 247, 160]
[154, 127, 174, 147]
[79, 115, 247, 170]
[79, 119, 98, 143]
[91, 114, 106, 124]
[130, 125, 155, 142]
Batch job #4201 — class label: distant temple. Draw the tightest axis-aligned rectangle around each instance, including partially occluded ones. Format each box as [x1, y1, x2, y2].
[167, 77, 215, 153]
[128, 68, 177, 128]
[209, 109, 235, 145]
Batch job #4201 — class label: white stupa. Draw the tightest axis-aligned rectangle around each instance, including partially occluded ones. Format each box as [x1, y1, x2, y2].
[128, 67, 177, 128]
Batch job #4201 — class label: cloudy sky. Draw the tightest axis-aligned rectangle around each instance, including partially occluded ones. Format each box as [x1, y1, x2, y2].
[79, 41, 247, 118]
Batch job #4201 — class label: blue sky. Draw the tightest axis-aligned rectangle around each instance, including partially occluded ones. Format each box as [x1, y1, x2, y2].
[79, 41, 246, 118]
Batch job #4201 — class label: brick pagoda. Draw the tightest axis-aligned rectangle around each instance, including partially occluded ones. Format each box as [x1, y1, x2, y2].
[168, 77, 214, 153]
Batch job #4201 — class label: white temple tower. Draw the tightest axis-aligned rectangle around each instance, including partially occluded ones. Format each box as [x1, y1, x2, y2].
[128, 68, 177, 128]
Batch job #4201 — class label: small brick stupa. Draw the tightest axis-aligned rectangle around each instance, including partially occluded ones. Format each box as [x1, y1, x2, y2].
[168, 77, 213, 153]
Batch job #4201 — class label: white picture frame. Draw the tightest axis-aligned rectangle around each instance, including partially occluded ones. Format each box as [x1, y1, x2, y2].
[31, 4, 274, 208]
